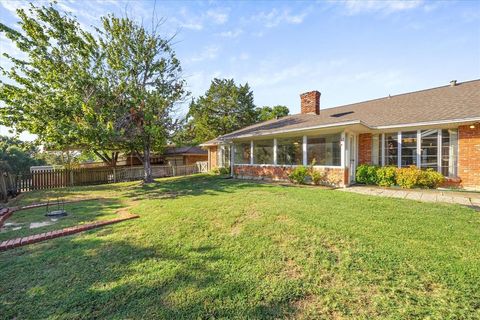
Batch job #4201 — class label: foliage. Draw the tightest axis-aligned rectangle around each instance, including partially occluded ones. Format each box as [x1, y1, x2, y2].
[36, 150, 101, 168]
[211, 166, 230, 175]
[0, 136, 44, 173]
[395, 166, 422, 189]
[2, 175, 479, 319]
[308, 159, 324, 185]
[183, 78, 257, 144]
[355, 164, 379, 185]
[255, 105, 290, 122]
[418, 169, 445, 188]
[376, 166, 397, 187]
[0, 4, 187, 181]
[289, 166, 308, 184]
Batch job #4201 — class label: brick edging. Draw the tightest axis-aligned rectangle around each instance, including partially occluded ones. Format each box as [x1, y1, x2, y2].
[0, 208, 13, 228]
[0, 215, 139, 252]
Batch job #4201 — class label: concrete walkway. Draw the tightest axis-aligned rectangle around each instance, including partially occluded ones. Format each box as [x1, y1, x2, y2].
[340, 185, 480, 207]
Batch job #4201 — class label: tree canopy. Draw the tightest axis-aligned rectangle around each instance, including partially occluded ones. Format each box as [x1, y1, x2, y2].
[0, 4, 187, 181]
[0, 136, 44, 173]
[178, 78, 257, 144]
[255, 105, 290, 122]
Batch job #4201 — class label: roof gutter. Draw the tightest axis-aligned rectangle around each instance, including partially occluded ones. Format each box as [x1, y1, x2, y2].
[224, 120, 366, 140]
[372, 116, 480, 129]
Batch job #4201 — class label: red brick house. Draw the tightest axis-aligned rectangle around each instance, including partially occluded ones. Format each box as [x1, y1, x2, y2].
[201, 80, 480, 190]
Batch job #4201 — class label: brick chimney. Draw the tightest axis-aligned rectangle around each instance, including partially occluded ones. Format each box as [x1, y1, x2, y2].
[300, 90, 321, 115]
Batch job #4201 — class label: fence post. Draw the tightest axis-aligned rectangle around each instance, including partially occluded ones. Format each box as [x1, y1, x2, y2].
[70, 170, 74, 187]
[172, 165, 176, 177]
[113, 167, 116, 183]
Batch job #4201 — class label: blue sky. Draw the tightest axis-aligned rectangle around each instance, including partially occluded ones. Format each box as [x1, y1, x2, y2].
[1, 0, 479, 141]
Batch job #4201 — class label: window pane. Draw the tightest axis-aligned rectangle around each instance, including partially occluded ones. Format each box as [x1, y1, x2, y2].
[307, 133, 341, 166]
[420, 129, 438, 170]
[277, 137, 303, 165]
[234, 143, 250, 164]
[441, 129, 457, 177]
[253, 140, 274, 164]
[372, 134, 380, 165]
[384, 133, 398, 166]
[401, 131, 417, 167]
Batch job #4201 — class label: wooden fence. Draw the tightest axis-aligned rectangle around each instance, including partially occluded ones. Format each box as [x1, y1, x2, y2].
[1, 162, 208, 201]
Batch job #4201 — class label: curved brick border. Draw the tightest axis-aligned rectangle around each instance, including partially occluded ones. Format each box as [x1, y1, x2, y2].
[0, 208, 13, 228]
[0, 215, 139, 252]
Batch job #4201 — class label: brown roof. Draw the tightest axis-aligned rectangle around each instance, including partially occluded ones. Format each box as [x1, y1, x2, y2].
[214, 79, 480, 141]
[164, 146, 207, 155]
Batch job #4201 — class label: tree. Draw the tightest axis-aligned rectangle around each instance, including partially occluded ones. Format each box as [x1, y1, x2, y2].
[0, 4, 186, 182]
[185, 78, 257, 143]
[0, 136, 44, 173]
[255, 105, 290, 122]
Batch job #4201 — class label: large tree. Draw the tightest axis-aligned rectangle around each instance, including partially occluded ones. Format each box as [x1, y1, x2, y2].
[0, 4, 186, 182]
[255, 105, 290, 122]
[184, 78, 257, 143]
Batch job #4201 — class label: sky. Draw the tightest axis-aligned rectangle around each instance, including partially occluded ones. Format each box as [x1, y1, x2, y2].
[1, 0, 479, 141]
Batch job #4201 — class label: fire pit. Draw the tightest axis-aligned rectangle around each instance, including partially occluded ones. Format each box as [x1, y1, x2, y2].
[45, 198, 68, 217]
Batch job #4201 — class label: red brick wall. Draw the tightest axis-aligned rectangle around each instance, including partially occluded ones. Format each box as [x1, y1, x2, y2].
[300, 91, 320, 115]
[458, 124, 480, 189]
[358, 133, 372, 165]
[185, 155, 208, 165]
[208, 146, 218, 170]
[233, 165, 347, 187]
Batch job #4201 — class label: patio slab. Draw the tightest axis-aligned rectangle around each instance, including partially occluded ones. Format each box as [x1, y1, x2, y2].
[341, 185, 480, 207]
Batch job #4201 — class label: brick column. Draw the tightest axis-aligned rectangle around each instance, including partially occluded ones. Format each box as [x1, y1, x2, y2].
[458, 124, 480, 189]
[358, 133, 372, 165]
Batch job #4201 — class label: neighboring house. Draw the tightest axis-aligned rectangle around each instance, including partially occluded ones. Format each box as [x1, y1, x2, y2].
[201, 79, 480, 190]
[125, 146, 207, 167]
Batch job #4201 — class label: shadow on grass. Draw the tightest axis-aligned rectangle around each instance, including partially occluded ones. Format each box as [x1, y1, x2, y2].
[0, 230, 295, 319]
[123, 174, 273, 202]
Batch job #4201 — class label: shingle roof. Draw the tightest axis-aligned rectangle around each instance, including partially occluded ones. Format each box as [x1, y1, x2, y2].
[215, 79, 480, 141]
[164, 146, 207, 155]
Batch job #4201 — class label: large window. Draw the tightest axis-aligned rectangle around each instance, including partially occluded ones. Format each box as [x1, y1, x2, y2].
[441, 129, 458, 177]
[307, 133, 341, 166]
[376, 129, 458, 177]
[420, 129, 438, 169]
[234, 143, 251, 164]
[217, 145, 231, 168]
[401, 131, 417, 167]
[384, 133, 399, 166]
[277, 137, 303, 165]
[253, 140, 274, 164]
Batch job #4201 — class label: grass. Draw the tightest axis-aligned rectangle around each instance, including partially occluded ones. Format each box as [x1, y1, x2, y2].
[1, 174, 479, 319]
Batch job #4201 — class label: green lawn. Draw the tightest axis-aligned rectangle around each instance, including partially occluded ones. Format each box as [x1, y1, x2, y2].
[1, 174, 479, 319]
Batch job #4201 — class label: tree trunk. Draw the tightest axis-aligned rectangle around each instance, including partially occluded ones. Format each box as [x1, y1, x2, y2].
[143, 145, 153, 183]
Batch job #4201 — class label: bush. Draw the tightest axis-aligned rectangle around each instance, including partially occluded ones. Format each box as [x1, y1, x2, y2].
[396, 166, 421, 188]
[211, 167, 230, 175]
[309, 169, 324, 185]
[376, 166, 397, 187]
[418, 169, 444, 188]
[356, 164, 378, 185]
[289, 166, 308, 184]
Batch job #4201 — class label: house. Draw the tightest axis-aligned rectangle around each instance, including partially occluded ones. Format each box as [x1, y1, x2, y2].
[125, 146, 207, 167]
[201, 79, 480, 190]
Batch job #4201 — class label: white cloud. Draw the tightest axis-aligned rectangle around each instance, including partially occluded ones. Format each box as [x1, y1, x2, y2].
[338, 0, 424, 15]
[218, 28, 243, 38]
[253, 8, 308, 28]
[187, 45, 220, 63]
[206, 8, 229, 25]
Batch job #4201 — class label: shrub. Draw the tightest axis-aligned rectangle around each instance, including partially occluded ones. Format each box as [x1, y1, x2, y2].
[396, 166, 421, 188]
[289, 166, 308, 184]
[376, 166, 397, 187]
[356, 164, 378, 185]
[418, 169, 444, 188]
[309, 169, 324, 185]
[211, 167, 230, 175]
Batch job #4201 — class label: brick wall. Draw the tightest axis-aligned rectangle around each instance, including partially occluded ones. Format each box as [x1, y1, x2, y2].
[358, 133, 372, 165]
[233, 165, 347, 187]
[208, 146, 218, 170]
[458, 124, 480, 189]
[300, 91, 320, 115]
[185, 154, 208, 165]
